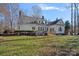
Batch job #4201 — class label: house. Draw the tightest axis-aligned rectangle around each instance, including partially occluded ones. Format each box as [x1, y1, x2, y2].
[15, 11, 65, 35]
[17, 16, 48, 32]
[15, 11, 48, 35]
[48, 19, 65, 35]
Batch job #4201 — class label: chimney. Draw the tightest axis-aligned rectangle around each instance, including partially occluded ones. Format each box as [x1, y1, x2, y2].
[19, 10, 25, 16]
[19, 10, 22, 16]
[42, 16, 44, 19]
[56, 17, 58, 20]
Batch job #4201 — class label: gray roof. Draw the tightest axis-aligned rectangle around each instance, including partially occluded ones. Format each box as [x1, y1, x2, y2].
[48, 19, 62, 25]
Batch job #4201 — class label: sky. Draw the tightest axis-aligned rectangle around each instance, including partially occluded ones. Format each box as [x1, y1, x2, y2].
[19, 3, 71, 22]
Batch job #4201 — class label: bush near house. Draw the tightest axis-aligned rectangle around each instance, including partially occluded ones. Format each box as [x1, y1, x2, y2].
[0, 30, 48, 36]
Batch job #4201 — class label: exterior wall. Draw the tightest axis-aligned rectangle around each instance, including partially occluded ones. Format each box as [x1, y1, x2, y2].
[48, 25, 56, 34]
[19, 24, 37, 31]
[18, 24, 48, 32]
[17, 15, 48, 32]
[48, 25, 65, 34]
[55, 25, 65, 34]
[48, 19, 65, 34]
[17, 20, 65, 34]
[56, 20, 65, 34]
[37, 25, 48, 32]
[17, 15, 65, 35]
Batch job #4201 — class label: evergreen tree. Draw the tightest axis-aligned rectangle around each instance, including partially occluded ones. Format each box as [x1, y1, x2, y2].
[65, 20, 70, 34]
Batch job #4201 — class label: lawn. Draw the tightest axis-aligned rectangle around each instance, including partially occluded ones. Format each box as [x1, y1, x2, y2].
[0, 35, 79, 56]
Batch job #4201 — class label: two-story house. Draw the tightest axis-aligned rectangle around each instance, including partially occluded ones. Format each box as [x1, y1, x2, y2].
[15, 11, 65, 35]
[15, 11, 48, 35]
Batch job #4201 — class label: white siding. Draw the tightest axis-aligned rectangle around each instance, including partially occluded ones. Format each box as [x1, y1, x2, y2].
[19, 24, 37, 31]
[18, 24, 48, 32]
[16, 15, 65, 35]
[37, 25, 48, 32]
[55, 25, 65, 34]
[48, 24, 65, 34]
[48, 25, 56, 34]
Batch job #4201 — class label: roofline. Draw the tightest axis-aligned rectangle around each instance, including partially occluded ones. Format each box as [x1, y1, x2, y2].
[21, 15, 46, 20]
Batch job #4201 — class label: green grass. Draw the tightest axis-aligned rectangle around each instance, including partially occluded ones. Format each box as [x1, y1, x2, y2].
[0, 35, 79, 56]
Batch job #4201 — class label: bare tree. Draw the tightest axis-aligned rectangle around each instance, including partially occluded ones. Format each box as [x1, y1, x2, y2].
[7, 3, 19, 30]
[31, 5, 42, 18]
[0, 13, 4, 33]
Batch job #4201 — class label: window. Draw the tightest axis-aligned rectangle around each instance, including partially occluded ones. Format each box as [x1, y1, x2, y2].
[50, 28, 52, 32]
[38, 27, 45, 31]
[43, 27, 44, 31]
[32, 27, 35, 30]
[44, 27, 46, 31]
[47, 27, 48, 31]
[50, 28, 54, 32]
[38, 27, 40, 31]
[52, 28, 54, 31]
[40, 27, 42, 31]
[59, 27, 62, 31]
[38, 27, 41, 31]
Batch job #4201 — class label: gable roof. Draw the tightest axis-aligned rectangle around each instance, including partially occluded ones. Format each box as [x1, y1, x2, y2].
[48, 19, 63, 25]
